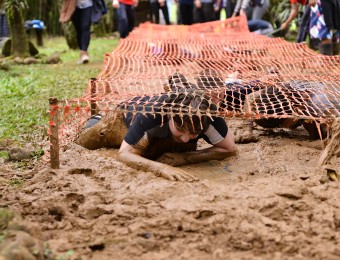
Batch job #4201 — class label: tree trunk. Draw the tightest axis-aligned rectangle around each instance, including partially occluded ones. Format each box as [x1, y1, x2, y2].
[5, 2, 30, 57]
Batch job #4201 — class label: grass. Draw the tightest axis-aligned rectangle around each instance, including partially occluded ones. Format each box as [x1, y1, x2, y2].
[0, 36, 118, 143]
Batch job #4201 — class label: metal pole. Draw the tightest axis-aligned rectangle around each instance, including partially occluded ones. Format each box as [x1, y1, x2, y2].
[49, 97, 60, 169]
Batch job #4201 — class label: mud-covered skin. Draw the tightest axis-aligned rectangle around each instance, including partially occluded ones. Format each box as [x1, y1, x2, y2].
[76, 113, 233, 162]
[76, 113, 127, 150]
[156, 150, 236, 166]
[76, 111, 232, 171]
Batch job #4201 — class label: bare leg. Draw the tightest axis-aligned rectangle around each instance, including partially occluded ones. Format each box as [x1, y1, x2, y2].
[76, 112, 127, 150]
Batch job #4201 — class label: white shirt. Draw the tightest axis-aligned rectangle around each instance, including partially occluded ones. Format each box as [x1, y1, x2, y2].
[77, 0, 93, 9]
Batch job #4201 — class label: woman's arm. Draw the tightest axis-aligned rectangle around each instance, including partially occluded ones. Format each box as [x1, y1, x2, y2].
[157, 131, 237, 166]
[280, 2, 299, 30]
[118, 140, 199, 181]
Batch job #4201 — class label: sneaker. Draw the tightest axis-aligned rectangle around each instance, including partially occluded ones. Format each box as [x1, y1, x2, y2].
[77, 54, 89, 64]
[84, 114, 102, 129]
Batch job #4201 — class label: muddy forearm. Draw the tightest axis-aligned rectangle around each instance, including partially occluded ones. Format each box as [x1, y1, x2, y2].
[118, 151, 171, 176]
[118, 151, 199, 181]
[180, 147, 236, 165]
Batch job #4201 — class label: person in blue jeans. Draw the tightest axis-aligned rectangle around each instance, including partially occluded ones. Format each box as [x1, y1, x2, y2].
[150, 0, 171, 25]
[112, 0, 138, 38]
[193, 0, 216, 23]
[248, 19, 273, 35]
[60, 0, 107, 64]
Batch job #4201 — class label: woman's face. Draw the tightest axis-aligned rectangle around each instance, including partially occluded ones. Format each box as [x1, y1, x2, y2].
[168, 118, 199, 143]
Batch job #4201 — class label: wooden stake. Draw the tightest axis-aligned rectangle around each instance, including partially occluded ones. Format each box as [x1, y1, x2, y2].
[49, 97, 60, 169]
[91, 78, 97, 116]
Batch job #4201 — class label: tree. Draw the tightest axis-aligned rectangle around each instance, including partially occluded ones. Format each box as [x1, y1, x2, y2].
[2, 0, 30, 57]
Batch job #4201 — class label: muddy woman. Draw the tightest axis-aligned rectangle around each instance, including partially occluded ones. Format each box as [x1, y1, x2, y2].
[76, 90, 237, 182]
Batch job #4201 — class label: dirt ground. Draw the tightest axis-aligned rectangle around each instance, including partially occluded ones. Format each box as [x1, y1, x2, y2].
[1, 120, 340, 260]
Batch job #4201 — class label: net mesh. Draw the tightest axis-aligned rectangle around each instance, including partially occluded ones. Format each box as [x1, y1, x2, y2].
[51, 16, 340, 149]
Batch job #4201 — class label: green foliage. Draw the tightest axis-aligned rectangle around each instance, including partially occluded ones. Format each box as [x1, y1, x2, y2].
[0, 151, 9, 159]
[32, 148, 44, 159]
[0, 208, 14, 230]
[271, 0, 291, 24]
[8, 178, 24, 188]
[0, 37, 118, 143]
[56, 249, 76, 260]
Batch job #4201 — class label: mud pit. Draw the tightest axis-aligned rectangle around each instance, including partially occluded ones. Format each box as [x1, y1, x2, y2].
[1, 120, 340, 259]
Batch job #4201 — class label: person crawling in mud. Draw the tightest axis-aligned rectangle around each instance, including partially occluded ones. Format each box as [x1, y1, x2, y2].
[76, 90, 237, 182]
[176, 68, 338, 141]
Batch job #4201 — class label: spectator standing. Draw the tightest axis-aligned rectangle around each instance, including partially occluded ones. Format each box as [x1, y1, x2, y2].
[296, 4, 311, 43]
[150, 0, 171, 25]
[176, 0, 194, 25]
[193, 0, 218, 23]
[281, 0, 339, 55]
[112, 0, 138, 38]
[309, 0, 340, 55]
[60, 0, 107, 64]
[0, 6, 10, 40]
[233, 0, 270, 20]
[215, 0, 236, 20]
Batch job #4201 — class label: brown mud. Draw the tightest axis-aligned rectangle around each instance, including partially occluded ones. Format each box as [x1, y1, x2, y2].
[1, 120, 340, 259]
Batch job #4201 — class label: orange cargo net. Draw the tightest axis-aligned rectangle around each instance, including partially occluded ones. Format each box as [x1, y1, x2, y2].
[53, 15, 340, 148]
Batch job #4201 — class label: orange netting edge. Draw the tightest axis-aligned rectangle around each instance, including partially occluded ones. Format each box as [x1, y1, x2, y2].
[47, 16, 340, 168]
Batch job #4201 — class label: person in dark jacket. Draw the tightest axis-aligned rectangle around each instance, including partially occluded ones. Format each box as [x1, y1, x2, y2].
[176, 0, 195, 25]
[150, 0, 171, 25]
[0, 6, 10, 40]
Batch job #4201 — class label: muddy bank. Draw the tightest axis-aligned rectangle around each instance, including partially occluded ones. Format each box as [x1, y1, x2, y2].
[0, 120, 340, 259]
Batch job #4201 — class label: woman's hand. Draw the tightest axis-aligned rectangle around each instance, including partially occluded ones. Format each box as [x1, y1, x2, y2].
[156, 165, 198, 182]
[156, 152, 187, 166]
[280, 21, 288, 30]
[118, 141, 198, 182]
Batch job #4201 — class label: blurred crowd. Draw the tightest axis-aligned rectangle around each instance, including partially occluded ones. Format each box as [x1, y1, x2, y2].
[143, 0, 339, 56]
[55, 0, 339, 64]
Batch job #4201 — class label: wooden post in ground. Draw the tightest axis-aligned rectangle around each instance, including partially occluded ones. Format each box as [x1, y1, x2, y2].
[49, 97, 60, 169]
[316, 118, 340, 181]
[90, 78, 97, 116]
